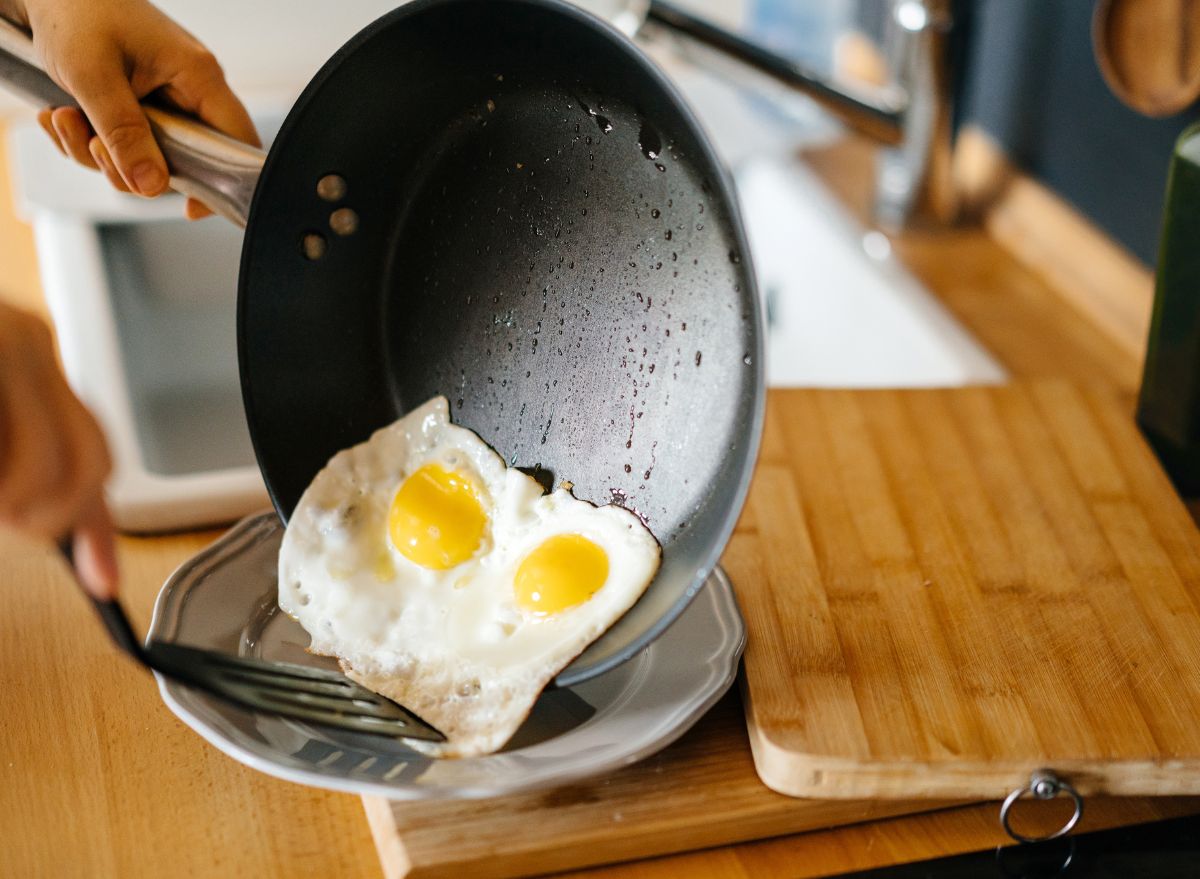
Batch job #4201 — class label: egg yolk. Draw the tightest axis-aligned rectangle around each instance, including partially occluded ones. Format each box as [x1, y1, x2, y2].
[514, 533, 609, 616]
[388, 464, 487, 569]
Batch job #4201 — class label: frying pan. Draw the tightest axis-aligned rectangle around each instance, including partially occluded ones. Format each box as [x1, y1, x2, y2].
[0, 0, 763, 686]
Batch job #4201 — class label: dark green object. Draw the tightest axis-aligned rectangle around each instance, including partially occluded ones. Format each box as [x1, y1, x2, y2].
[1138, 123, 1200, 495]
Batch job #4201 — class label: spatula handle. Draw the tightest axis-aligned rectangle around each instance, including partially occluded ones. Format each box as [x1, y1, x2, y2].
[0, 15, 264, 226]
[58, 538, 150, 667]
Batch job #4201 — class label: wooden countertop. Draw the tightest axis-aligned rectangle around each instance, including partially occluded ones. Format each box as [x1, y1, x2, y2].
[3, 123, 1198, 878]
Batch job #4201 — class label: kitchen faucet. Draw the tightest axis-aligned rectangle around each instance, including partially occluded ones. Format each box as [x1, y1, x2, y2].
[647, 0, 959, 229]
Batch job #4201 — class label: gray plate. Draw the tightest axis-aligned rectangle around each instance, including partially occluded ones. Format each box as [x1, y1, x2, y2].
[148, 512, 746, 799]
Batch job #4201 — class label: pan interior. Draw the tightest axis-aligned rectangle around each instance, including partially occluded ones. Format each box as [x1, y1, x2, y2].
[238, 0, 761, 682]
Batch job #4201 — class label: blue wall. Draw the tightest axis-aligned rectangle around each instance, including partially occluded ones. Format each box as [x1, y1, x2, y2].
[960, 0, 1200, 267]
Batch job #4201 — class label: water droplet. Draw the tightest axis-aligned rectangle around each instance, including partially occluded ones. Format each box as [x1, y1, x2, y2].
[655, 163, 666, 173]
[664, 229, 673, 241]
[638, 119, 662, 161]
[650, 208, 661, 219]
[624, 464, 632, 473]
[743, 354, 752, 365]
[729, 250, 741, 264]
[695, 351, 702, 366]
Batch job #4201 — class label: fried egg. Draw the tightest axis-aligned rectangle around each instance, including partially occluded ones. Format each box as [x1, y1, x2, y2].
[278, 396, 661, 757]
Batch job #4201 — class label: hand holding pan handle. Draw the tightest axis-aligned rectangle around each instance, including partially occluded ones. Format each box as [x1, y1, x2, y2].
[0, 16, 264, 226]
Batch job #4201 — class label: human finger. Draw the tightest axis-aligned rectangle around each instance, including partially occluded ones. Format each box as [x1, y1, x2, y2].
[37, 108, 67, 156]
[21, 375, 113, 539]
[184, 197, 212, 220]
[67, 57, 167, 196]
[69, 495, 119, 600]
[0, 350, 70, 531]
[89, 137, 132, 193]
[50, 106, 100, 170]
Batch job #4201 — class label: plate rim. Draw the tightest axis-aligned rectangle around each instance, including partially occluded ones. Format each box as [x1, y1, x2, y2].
[149, 511, 746, 799]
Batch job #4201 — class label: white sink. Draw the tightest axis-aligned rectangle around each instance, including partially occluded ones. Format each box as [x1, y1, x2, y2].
[737, 157, 1005, 387]
[646, 36, 1006, 389]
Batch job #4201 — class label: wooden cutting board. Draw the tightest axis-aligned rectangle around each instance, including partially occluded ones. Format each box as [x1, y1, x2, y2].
[363, 694, 951, 879]
[735, 382, 1200, 799]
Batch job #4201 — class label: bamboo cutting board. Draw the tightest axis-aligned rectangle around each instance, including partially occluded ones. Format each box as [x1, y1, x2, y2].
[734, 382, 1200, 799]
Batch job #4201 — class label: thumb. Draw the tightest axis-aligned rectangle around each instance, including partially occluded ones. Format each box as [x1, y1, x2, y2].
[68, 60, 168, 197]
[70, 495, 119, 600]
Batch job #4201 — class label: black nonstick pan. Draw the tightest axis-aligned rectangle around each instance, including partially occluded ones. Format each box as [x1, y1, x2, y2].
[0, 0, 763, 686]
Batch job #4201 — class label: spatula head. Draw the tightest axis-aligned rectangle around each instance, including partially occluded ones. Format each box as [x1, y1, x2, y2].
[147, 641, 446, 742]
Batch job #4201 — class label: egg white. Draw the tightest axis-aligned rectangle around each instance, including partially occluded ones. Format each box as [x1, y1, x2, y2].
[278, 396, 661, 757]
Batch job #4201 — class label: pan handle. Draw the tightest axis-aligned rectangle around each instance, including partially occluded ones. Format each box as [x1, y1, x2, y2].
[0, 16, 263, 226]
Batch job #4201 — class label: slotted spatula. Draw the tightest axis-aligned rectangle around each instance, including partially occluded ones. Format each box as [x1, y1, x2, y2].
[60, 542, 445, 742]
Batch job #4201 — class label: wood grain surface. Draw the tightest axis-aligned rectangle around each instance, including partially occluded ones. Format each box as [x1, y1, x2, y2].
[735, 384, 1200, 798]
[550, 795, 1200, 879]
[365, 695, 947, 879]
[954, 127, 1155, 365]
[804, 133, 1148, 396]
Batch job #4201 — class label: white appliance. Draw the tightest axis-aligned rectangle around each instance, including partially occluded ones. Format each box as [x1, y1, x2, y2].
[10, 124, 270, 531]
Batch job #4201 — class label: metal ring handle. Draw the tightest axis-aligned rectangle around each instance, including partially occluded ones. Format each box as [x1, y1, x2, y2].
[1000, 769, 1084, 844]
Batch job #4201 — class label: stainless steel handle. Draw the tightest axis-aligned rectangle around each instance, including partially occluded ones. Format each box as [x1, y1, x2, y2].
[0, 17, 263, 226]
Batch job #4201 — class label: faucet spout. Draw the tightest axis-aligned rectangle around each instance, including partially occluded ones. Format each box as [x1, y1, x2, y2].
[647, 0, 907, 147]
[645, 0, 960, 229]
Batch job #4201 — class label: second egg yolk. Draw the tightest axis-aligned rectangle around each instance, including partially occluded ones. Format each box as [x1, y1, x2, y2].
[388, 464, 487, 570]
[514, 533, 609, 616]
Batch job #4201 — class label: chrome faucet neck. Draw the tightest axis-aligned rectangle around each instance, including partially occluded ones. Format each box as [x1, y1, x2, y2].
[646, 0, 963, 229]
[874, 0, 959, 229]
